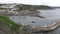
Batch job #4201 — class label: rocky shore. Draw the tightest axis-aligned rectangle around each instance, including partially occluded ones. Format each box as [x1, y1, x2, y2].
[0, 9, 45, 18]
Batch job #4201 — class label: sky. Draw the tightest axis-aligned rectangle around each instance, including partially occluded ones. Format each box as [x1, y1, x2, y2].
[0, 0, 60, 6]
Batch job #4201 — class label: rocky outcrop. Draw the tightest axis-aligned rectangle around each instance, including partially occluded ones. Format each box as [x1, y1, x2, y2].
[18, 10, 45, 18]
[19, 10, 39, 16]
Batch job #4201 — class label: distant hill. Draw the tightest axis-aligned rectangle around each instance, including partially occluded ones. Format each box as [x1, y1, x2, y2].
[16, 4, 53, 11]
[0, 4, 53, 10]
[0, 4, 6, 6]
[53, 7, 60, 8]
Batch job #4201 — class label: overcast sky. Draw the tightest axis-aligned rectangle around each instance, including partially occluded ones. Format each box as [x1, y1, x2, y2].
[0, 0, 60, 6]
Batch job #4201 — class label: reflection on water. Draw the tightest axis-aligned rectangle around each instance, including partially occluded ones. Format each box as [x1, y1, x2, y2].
[9, 8, 60, 34]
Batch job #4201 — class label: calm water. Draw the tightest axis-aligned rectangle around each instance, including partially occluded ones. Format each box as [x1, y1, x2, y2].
[39, 9, 60, 19]
[9, 8, 60, 34]
[9, 16, 59, 27]
[9, 8, 60, 27]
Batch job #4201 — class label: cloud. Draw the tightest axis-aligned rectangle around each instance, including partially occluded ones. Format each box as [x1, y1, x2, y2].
[0, 0, 60, 6]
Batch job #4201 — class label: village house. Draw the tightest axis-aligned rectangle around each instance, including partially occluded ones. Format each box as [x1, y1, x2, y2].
[0, 3, 19, 15]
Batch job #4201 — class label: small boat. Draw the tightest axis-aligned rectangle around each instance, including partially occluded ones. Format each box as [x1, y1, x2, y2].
[31, 20, 36, 23]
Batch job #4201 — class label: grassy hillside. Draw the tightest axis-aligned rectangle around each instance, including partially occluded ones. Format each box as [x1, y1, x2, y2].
[0, 15, 22, 34]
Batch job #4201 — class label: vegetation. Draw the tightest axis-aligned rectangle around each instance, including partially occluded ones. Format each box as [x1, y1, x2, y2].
[0, 4, 6, 6]
[16, 4, 52, 11]
[0, 15, 22, 34]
